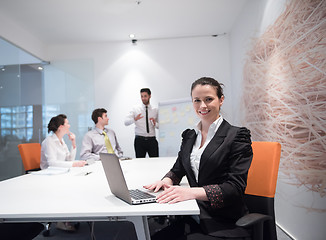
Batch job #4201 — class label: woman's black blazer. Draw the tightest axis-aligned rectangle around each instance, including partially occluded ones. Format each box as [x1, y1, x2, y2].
[168, 119, 253, 237]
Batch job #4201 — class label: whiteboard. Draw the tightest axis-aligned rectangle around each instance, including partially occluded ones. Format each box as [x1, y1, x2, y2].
[158, 98, 199, 157]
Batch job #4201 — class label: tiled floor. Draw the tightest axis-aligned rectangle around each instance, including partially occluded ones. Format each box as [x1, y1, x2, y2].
[34, 220, 293, 240]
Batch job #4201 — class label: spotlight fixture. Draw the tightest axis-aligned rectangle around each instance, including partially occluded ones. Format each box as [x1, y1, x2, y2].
[132, 39, 138, 45]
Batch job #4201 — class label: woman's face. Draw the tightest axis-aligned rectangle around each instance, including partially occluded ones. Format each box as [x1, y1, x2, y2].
[59, 119, 70, 134]
[191, 84, 224, 124]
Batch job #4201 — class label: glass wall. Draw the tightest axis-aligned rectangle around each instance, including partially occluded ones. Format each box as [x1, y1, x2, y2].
[43, 60, 95, 159]
[0, 38, 94, 181]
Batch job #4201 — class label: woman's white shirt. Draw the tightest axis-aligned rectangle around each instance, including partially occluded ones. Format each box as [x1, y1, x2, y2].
[190, 116, 223, 182]
[40, 134, 76, 169]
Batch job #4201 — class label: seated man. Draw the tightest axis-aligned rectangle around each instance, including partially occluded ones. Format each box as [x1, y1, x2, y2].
[80, 108, 123, 160]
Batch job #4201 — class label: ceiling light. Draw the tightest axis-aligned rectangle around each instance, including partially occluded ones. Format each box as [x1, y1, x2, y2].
[129, 34, 135, 39]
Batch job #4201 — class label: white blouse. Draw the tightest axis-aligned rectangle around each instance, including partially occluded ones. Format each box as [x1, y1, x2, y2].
[40, 134, 76, 169]
[190, 116, 223, 181]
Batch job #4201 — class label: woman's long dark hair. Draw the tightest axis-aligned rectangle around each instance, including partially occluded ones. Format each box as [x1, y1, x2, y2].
[47, 114, 67, 133]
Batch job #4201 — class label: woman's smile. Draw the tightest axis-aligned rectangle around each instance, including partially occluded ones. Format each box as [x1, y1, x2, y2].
[199, 109, 211, 115]
[192, 84, 224, 124]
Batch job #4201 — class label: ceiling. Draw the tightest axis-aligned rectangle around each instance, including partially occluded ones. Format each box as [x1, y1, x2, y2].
[0, 0, 247, 45]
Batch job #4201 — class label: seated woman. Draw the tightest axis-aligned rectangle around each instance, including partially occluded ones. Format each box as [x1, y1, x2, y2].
[41, 114, 86, 169]
[41, 114, 86, 232]
[145, 77, 253, 240]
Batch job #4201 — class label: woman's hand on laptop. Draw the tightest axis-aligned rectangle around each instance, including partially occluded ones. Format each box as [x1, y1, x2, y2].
[143, 177, 173, 193]
[155, 186, 207, 204]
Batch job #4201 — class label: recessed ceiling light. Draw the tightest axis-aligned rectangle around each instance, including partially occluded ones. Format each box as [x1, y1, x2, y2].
[129, 34, 135, 39]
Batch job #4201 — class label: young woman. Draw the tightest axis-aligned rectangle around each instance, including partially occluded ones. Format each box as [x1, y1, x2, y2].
[40, 114, 86, 232]
[145, 77, 253, 240]
[41, 114, 86, 169]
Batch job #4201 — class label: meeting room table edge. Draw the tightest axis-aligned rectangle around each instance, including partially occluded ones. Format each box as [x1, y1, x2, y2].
[0, 157, 199, 240]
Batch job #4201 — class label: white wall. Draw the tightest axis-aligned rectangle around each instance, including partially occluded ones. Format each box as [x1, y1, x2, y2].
[229, 0, 287, 125]
[229, 0, 265, 126]
[0, 14, 46, 61]
[46, 36, 231, 157]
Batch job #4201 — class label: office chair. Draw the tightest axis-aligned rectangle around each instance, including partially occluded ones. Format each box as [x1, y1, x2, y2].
[17, 143, 52, 236]
[17, 143, 41, 173]
[236, 141, 281, 240]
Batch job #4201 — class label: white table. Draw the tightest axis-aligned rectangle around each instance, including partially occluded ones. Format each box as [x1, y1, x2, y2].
[0, 157, 199, 240]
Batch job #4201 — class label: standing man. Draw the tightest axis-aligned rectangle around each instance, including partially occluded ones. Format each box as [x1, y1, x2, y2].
[80, 108, 123, 160]
[124, 88, 159, 158]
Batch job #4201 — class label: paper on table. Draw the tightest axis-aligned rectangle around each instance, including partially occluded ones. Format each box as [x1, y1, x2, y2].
[31, 167, 70, 175]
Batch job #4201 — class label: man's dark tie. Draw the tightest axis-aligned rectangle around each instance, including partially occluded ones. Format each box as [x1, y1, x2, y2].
[145, 106, 149, 133]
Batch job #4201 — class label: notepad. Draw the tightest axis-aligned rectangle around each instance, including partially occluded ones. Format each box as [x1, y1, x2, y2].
[31, 167, 70, 175]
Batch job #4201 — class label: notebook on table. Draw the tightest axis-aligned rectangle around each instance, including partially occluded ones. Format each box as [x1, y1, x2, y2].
[100, 153, 157, 205]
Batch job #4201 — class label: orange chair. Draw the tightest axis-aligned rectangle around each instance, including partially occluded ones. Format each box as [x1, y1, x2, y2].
[236, 141, 281, 240]
[17, 143, 53, 236]
[18, 143, 41, 173]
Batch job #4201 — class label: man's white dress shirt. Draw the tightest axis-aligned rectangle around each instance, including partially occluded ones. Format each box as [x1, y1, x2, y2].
[124, 104, 158, 137]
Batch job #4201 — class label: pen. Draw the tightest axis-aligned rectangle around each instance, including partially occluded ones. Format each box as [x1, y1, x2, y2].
[85, 172, 92, 176]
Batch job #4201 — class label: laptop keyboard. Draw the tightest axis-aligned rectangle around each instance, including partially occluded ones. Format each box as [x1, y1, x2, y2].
[129, 189, 155, 200]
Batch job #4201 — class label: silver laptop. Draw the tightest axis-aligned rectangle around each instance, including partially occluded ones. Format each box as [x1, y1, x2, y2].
[100, 153, 157, 205]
